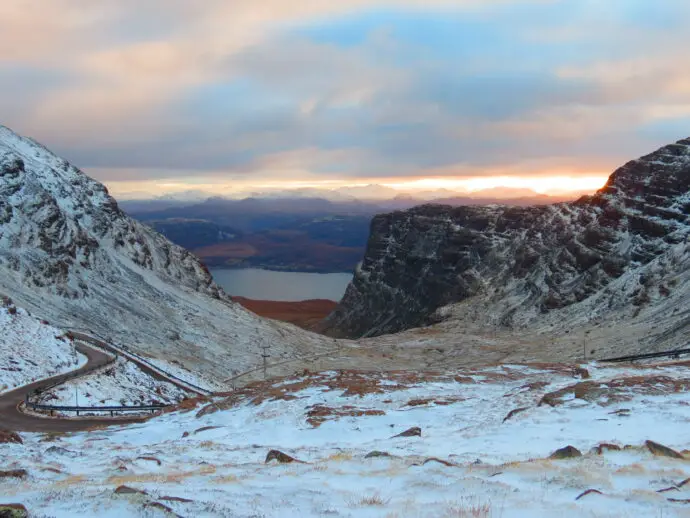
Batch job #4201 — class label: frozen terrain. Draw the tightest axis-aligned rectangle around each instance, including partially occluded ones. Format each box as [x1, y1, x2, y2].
[34, 358, 192, 414]
[0, 302, 84, 393]
[4, 362, 690, 516]
[0, 125, 333, 384]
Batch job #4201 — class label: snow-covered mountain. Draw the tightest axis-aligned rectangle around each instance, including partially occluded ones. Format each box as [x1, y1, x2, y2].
[0, 126, 330, 383]
[323, 138, 690, 354]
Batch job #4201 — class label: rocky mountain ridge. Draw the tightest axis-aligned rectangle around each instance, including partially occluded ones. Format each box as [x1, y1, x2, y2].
[322, 138, 690, 344]
[0, 126, 330, 382]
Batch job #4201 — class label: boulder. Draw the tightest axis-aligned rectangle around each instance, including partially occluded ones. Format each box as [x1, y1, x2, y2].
[503, 407, 529, 423]
[575, 489, 603, 500]
[0, 504, 28, 518]
[646, 440, 684, 459]
[549, 446, 582, 459]
[0, 431, 22, 445]
[391, 426, 422, 438]
[265, 450, 304, 464]
[0, 470, 27, 479]
[592, 443, 622, 455]
[364, 451, 391, 459]
[114, 485, 148, 496]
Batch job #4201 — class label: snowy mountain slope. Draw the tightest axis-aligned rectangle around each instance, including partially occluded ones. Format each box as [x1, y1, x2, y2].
[0, 126, 331, 383]
[0, 300, 84, 393]
[323, 138, 690, 346]
[5, 362, 690, 516]
[34, 357, 191, 413]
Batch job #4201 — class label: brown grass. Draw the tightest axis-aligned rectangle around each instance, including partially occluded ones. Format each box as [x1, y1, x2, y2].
[540, 375, 690, 407]
[232, 297, 337, 330]
[443, 499, 492, 517]
[306, 404, 385, 427]
[193, 242, 257, 259]
[348, 492, 389, 507]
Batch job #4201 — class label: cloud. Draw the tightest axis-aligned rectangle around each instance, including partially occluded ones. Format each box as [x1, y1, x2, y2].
[1, 0, 689, 191]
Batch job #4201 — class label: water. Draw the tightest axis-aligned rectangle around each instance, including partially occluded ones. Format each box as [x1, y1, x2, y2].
[210, 268, 353, 302]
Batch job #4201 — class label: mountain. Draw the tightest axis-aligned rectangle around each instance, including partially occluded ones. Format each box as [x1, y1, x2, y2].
[468, 186, 544, 199]
[0, 126, 329, 382]
[124, 189, 582, 273]
[334, 184, 400, 200]
[321, 138, 690, 356]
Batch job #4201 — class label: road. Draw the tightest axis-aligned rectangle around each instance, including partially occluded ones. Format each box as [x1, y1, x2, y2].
[0, 342, 150, 432]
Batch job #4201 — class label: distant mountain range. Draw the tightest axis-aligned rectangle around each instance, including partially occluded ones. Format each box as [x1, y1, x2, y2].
[122, 184, 581, 208]
[122, 188, 583, 273]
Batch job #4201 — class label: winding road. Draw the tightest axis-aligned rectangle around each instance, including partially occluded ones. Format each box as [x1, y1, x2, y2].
[0, 342, 153, 432]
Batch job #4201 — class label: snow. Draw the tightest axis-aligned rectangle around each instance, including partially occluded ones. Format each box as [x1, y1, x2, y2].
[142, 356, 226, 393]
[4, 362, 690, 516]
[35, 357, 191, 414]
[0, 125, 336, 385]
[0, 304, 85, 393]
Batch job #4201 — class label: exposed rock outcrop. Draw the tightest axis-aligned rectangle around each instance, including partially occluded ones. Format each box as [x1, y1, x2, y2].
[322, 139, 690, 344]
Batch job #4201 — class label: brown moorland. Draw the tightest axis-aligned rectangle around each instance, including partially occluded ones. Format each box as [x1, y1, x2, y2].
[232, 297, 337, 330]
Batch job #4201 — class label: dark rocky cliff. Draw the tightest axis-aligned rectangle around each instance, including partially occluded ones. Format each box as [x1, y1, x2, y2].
[322, 139, 690, 338]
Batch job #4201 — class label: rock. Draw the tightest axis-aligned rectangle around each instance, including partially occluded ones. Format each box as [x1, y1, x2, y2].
[646, 440, 684, 459]
[573, 367, 590, 379]
[364, 451, 391, 459]
[549, 446, 582, 459]
[159, 496, 194, 503]
[0, 430, 22, 445]
[0, 470, 27, 479]
[114, 485, 148, 496]
[193, 426, 222, 435]
[391, 426, 422, 438]
[575, 489, 603, 500]
[320, 137, 690, 341]
[593, 443, 622, 455]
[181, 431, 189, 438]
[144, 502, 179, 515]
[44, 446, 80, 457]
[0, 504, 28, 518]
[421, 457, 456, 467]
[677, 477, 690, 488]
[503, 407, 529, 423]
[265, 449, 304, 464]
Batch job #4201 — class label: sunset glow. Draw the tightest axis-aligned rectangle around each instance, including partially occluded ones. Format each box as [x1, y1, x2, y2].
[385, 175, 609, 195]
[2, 1, 688, 199]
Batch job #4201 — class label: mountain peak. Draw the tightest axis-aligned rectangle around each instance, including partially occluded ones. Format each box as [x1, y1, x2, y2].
[323, 137, 690, 351]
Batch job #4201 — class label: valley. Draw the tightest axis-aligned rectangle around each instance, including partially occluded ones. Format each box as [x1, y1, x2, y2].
[1, 125, 689, 517]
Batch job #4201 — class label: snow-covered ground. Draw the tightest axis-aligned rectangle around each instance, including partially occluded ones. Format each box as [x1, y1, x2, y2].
[4, 362, 690, 516]
[0, 304, 85, 393]
[36, 358, 192, 414]
[143, 356, 226, 393]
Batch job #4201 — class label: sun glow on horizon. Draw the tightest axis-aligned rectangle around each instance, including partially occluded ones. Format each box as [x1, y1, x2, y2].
[105, 173, 610, 200]
[384, 175, 609, 195]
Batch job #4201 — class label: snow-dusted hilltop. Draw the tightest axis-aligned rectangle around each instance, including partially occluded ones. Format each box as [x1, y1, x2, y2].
[0, 126, 329, 383]
[323, 139, 690, 352]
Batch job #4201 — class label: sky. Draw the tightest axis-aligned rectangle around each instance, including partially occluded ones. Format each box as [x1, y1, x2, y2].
[2, 0, 690, 199]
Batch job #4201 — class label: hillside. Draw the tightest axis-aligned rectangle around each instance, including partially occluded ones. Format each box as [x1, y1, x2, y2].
[322, 138, 690, 357]
[0, 126, 331, 384]
[0, 298, 84, 393]
[6, 361, 690, 516]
